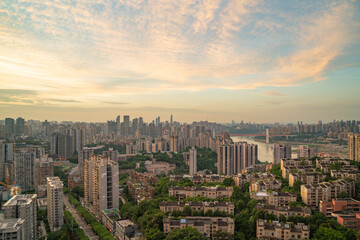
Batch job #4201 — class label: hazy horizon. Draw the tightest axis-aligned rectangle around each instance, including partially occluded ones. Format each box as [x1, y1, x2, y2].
[1, 0, 360, 122]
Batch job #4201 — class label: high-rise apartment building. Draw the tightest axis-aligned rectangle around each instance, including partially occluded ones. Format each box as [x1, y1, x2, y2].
[107, 120, 117, 134]
[217, 142, 257, 175]
[349, 133, 360, 161]
[84, 155, 119, 217]
[0, 219, 25, 240]
[2, 194, 37, 240]
[34, 156, 54, 198]
[273, 144, 291, 164]
[189, 147, 197, 175]
[14, 149, 36, 191]
[4, 118, 15, 137]
[50, 133, 73, 159]
[298, 145, 317, 159]
[47, 177, 64, 232]
[15, 117, 25, 137]
[78, 147, 94, 178]
[0, 140, 13, 182]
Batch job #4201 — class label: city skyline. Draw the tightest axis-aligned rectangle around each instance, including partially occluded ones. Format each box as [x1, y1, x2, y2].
[1, 0, 360, 122]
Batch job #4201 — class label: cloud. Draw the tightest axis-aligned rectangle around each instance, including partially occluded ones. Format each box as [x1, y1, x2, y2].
[262, 91, 286, 97]
[0, 0, 358, 101]
[101, 101, 129, 105]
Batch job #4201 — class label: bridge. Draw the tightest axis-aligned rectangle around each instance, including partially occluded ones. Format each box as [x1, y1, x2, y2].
[230, 134, 294, 137]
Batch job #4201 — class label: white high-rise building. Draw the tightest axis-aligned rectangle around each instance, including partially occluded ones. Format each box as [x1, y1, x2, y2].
[2, 194, 37, 240]
[47, 177, 64, 232]
[189, 147, 197, 175]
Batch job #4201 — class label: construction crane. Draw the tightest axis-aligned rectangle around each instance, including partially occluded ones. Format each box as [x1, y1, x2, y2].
[0, 182, 22, 198]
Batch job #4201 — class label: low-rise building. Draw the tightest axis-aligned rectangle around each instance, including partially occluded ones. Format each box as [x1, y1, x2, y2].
[281, 165, 316, 179]
[335, 212, 360, 231]
[250, 192, 297, 206]
[330, 170, 358, 181]
[115, 219, 141, 240]
[159, 201, 235, 215]
[163, 217, 234, 240]
[281, 159, 313, 170]
[301, 179, 356, 207]
[234, 172, 275, 187]
[256, 204, 312, 218]
[319, 198, 360, 217]
[249, 179, 282, 192]
[101, 208, 120, 233]
[169, 175, 226, 185]
[127, 173, 156, 203]
[0, 218, 25, 240]
[168, 186, 233, 200]
[288, 172, 327, 187]
[256, 219, 310, 240]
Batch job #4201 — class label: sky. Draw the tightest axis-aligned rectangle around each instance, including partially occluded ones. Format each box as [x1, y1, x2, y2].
[0, 0, 359, 123]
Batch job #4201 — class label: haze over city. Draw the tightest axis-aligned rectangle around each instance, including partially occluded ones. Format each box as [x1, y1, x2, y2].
[1, 0, 360, 122]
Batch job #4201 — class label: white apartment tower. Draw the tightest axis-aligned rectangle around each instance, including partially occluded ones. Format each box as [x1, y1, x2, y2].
[2, 194, 37, 240]
[84, 155, 119, 217]
[189, 147, 197, 175]
[47, 177, 64, 232]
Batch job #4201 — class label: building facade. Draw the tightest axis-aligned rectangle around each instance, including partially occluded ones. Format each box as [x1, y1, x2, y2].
[47, 177, 64, 232]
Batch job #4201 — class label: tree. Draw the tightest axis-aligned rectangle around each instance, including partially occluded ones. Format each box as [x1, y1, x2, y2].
[223, 177, 235, 187]
[338, 191, 348, 199]
[182, 205, 192, 216]
[165, 227, 207, 240]
[145, 228, 166, 240]
[313, 226, 346, 240]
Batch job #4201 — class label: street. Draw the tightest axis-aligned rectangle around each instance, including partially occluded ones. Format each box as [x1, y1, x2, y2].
[63, 194, 99, 240]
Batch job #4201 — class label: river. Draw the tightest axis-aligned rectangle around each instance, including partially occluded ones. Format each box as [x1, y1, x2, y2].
[231, 136, 297, 163]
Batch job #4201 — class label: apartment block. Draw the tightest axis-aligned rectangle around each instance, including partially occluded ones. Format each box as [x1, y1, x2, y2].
[47, 177, 63, 232]
[315, 158, 350, 170]
[280, 159, 312, 170]
[249, 179, 282, 192]
[234, 172, 275, 187]
[101, 208, 120, 233]
[297, 145, 318, 159]
[170, 174, 226, 185]
[189, 147, 197, 175]
[281, 165, 316, 179]
[159, 201, 235, 215]
[256, 219, 310, 240]
[34, 156, 54, 198]
[2, 194, 37, 240]
[335, 212, 360, 231]
[273, 144, 291, 164]
[164, 217, 234, 240]
[288, 172, 326, 187]
[301, 180, 356, 207]
[320, 198, 360, 217]
[330, 169, 358, 180]
[348, 133, 360, 161]
[84, 155, 119, 217]
[256, 204, 311, 218]
[250, 192, 297, 206]
[168, 186, 233, 200]
[14, 148, 36, 191]
[217, 142, 257, 176]
[0, 218, 25, 240]
[127, 172, 156, 203]
[78, 147, 94, 178]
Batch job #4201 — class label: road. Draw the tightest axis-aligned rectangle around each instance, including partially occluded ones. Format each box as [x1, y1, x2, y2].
[63, 194, 99, 240]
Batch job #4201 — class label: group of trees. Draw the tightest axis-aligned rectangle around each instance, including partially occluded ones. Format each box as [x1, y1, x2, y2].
[68, 194, 114, 240]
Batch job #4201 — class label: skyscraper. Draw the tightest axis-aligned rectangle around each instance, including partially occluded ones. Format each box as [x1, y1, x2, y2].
[47, 177, 64, 232]
[84, 155, 119, 217]
[348, 133, 360, 161]
[273, 144, 291, 164]
[15, 117, 25, 137]
[170, 114, 173, 125]
[5, 118, 15, 137]
[189, 147, 197, 175]
[51, 133, 73, 159]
